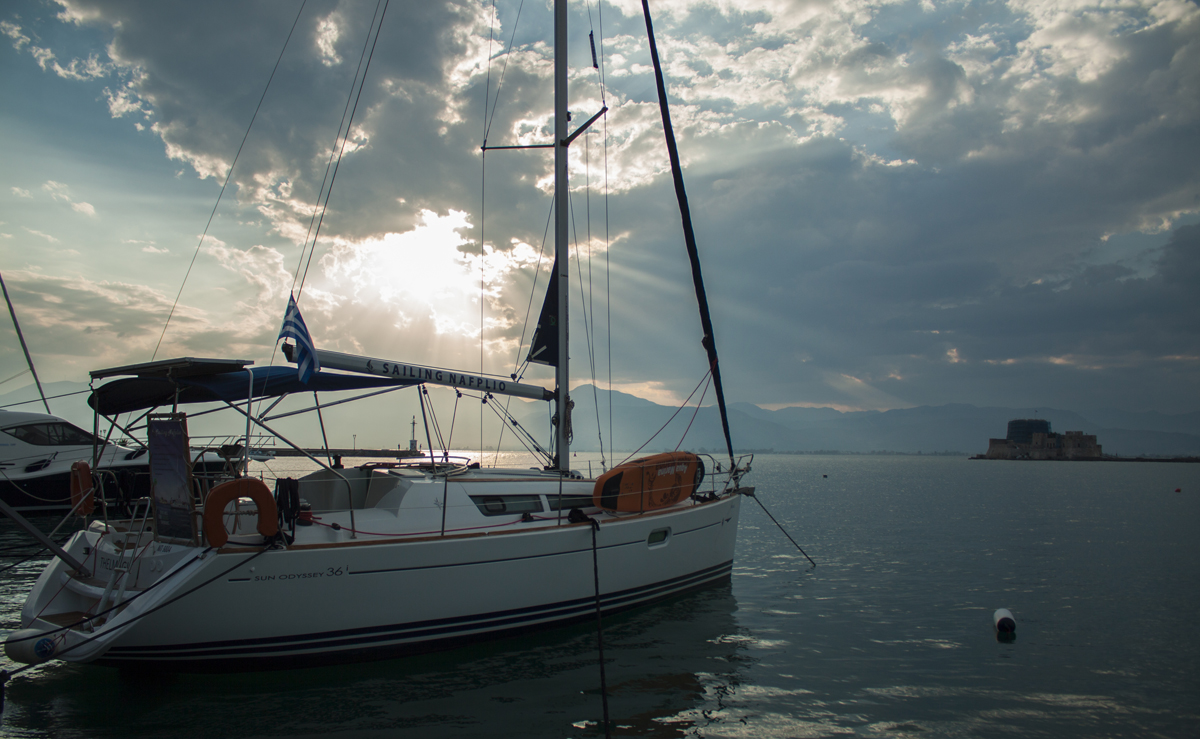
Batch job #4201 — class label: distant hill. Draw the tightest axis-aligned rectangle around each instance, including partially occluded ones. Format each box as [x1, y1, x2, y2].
[524, 387, 1200, 457]
[3, 380, 1197, 458]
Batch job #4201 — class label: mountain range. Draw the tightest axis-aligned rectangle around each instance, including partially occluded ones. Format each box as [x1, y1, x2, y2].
[522, 386, 1200, 457]
[3, 380, 1198, 458]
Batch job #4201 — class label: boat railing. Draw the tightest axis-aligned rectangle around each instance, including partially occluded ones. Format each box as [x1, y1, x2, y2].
[91, 468, 151, 519]
[189, 433, 276, 450]
[394, 454, 473, 473]
[695, 452, 753, 497]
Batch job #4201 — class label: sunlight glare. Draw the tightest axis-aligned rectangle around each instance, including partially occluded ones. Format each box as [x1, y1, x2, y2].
[326, 210, 542, 340]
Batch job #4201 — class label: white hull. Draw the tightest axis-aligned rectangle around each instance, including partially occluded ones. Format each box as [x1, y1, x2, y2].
[13, 469, 742, 671]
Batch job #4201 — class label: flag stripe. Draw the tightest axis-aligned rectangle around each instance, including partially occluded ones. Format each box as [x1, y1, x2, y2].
[278, 294, 320, 383]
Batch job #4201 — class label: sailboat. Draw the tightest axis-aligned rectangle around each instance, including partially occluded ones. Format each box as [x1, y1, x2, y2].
[3, 0, 752, 672]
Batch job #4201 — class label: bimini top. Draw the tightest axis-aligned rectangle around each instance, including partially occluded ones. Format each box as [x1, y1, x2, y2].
[88, 358, 416, 415]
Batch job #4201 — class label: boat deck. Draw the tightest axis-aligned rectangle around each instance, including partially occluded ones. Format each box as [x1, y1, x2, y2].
[40, 610, 91, 630]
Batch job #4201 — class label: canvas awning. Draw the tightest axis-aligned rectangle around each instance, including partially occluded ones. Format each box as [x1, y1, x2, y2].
[88, 362, 415, 415]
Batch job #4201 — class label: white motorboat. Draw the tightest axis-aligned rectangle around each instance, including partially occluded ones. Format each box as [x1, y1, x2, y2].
[3, 0, 752, 673]
[0, 409, 225, 514]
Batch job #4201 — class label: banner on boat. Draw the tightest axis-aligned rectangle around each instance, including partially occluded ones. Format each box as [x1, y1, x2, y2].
[147, 413, 198, 544]
[311, 349, 553, 401]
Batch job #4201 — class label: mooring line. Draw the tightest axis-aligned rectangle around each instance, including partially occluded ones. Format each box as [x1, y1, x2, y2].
[587, 517, 612, 739]
[743, 490, 817, 568]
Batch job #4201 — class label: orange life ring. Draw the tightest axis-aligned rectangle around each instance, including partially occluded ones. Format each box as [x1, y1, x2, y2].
[592, 452, 705, 513]
[69, 460, 95, 515]
[202, 478, 279, 548]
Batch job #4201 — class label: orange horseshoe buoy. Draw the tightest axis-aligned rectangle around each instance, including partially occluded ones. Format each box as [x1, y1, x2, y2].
[69, 460, 95, 515]
[202, 478, 279, 548]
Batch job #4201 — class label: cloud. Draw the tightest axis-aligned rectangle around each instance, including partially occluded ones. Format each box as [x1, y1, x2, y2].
[0, 268, 290, 375]
[315, 12, 343, 67]
[5, 0, 1199, 415]
[51, 52, 109, 80]
[104, 83, 148, 118]
[42, 181, 71, 201]
[126, 240, 169, 254]
[22, 228, 59, 243]
[11, 187, 31, 198]
[38, 180, 96, 217]
[1, 20, 30, 50]
[6, 18, 110, 80]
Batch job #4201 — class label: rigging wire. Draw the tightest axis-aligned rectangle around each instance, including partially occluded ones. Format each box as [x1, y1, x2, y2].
[417, 386, 437, 462]
[478, 17, 487, 472]
[291, 0, 387, 299]
[618, 370, 712, 465]
[491, 195, 553, 467]
[1, 271, 49, 414]
[567, 188, 605, 466]
[481, 0, 527, 146]
[444, 390, 461, 460]
[0, 368, 30, 389]
[421, 386, 448, 454]
[479, 393, 552, 464]
[561, 0, 611, 465]
[297, 0, 391, 296]
[313, 391, 333, 467]
[482, 0, 497, 144]
[152, 0, 309, 360]
[586, 0, 614, 459]
[584, 131, 605, 467]
[479, 0, 530, 465]
[477, 0, 615, 467]
[0, 533, 74, 575]
[604, 114, 613, 461]
[584, 0, 608, 104]
[576, 22, 606, 467]
[260, 0, 388, 447]
[0, 388, 92, 411]
[511, 198, 555, 378]
[675, 372, 712, 451]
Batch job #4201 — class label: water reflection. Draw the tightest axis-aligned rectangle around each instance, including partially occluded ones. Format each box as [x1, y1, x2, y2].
[5, 456, 1200, 738]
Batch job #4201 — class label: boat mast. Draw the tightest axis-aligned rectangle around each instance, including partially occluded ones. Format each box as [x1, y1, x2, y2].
[553, 0, 571, 472]
[641, 0, 736, 470]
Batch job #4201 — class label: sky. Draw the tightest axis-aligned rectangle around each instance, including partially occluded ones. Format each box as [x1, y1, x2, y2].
[1, 0, 1198, 428]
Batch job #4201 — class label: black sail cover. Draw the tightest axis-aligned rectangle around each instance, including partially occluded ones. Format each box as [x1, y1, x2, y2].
[525, 259, 559, 367]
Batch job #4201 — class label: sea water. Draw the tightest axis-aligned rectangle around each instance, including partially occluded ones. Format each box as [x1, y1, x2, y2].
[1, 454, 1197, 738]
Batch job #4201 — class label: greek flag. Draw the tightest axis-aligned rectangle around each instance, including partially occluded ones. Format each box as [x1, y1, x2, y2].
[278, 293, 320, 383]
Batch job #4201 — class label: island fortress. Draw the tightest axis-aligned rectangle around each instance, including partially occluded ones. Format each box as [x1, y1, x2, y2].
[983, 419, 1102, 460]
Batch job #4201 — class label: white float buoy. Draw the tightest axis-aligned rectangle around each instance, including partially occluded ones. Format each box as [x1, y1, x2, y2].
[3, 629, 57, 665]
[994, 608, 1016, 634]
